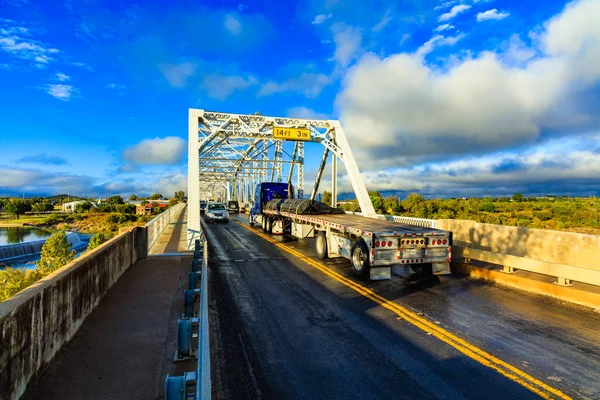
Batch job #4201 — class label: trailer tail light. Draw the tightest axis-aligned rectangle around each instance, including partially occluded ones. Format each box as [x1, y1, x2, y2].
[387, 241, 393, 247]
[375, 241, 380, 247]
[442, 239, 447, 245]
[437, 239, 442, 245]
[382, 241, 387, 247]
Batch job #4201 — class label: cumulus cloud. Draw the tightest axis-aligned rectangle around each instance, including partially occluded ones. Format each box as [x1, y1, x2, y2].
[201, 73, 257, 100]
[312, 13, 332, 25]
[0, 165, 96, 197]
[259, 73, 331, 98]
[45, 84, 75, 101]
[477, 9, 510, 22]
[438, 4, 471, 22]
[287, 107, 329, 120]
[158, 62, 197, 88]
[18, 153, 68, 165]
[337, 0, 600, 167]
[331, 24, 362, 68]
[122, 137, 186, 165]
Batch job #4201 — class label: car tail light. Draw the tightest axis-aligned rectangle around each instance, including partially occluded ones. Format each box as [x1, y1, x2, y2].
[375, 241, 380, 247]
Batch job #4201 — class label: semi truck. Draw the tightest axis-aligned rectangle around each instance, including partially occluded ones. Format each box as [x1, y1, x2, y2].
[249, 183, 452, 281]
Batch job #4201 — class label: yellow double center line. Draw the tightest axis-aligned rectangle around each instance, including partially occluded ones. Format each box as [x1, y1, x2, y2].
[238, 222, 571, 400]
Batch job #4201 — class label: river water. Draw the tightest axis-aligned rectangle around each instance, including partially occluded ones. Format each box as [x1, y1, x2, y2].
[0, 227, 54, 245]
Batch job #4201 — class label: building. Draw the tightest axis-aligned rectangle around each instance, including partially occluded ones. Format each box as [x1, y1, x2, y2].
[136, 201, 169, 215]
[62, 200, 96, 212]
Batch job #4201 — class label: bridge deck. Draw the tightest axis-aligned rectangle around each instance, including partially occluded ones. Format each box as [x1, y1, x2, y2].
[22, 206, 196, 400]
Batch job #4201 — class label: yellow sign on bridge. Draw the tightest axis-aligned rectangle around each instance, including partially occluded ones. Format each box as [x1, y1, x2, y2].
[273, 126, 312, 141]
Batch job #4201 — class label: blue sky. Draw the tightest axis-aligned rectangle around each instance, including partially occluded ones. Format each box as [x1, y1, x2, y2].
[1, 0, 599, 198]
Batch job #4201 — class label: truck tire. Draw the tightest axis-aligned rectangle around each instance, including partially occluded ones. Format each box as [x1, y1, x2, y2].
[351, 241, 370, 278]
[261, 216, 267, 231]
[410, 263, 433, 278]
[266, 217, 273, 234]
[315, 232, 328, 259]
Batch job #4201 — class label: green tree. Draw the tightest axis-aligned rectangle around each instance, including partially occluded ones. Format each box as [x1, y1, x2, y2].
[129, 194, 138, 201]
[87, 232, 107, 251]
[106, 195, 125, 205]
[173, 190, 186, 202]
[116, 204, 136, 214]
[4, 198, 31, 219]
[0, 268, 42, 302]
[149, 193, 163, 200]
[75, 201, 93, 213]
[369, 191, 384, 213]
[322, 191, 332, 206]
[512, 193, 524, 202]
[479, 202, 496, 212]
[36, 231, 76, 275]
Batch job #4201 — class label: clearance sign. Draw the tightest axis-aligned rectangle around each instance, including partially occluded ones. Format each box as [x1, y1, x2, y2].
[273, 126, 311, 141]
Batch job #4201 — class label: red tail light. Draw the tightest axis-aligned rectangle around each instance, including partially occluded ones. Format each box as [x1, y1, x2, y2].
[382, 241, 386, 247]
[411, 240, 415, 244]
[388, 241, 393, 247]
[442, 239, 447, 245]
[437, 239, 442, 245]
[375, 241, 380, 247]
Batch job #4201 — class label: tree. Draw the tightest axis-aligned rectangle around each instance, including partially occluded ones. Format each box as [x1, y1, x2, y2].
[36, 231, 76, 275]
[87, 232, 107, 251]
[0, 268, 42, 302]
[149, 193, 163, 200]
[129, 194, 138, 201]
[4, 198, 31, 219]
[106, 195, 125, 205]
[75, 201, 93, 213]
[322, 191, 332, 206]
[116, 204, 136, 214]
[369, 191, 384, 213]
[173, 191, 186, 202]
[512, 193, 524, 202]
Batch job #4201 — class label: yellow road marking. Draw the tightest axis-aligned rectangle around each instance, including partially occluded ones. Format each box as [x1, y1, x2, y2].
[238, 222, 572, 400]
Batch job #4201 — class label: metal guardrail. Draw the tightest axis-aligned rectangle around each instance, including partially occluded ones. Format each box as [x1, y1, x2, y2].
[146, 203, 186, 251]
[165, 237, 211, 400]
[344, 211, 437, 229]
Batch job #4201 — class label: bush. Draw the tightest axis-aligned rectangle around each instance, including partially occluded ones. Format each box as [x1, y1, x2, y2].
[36, 231, 76, 275]
[479, 202, 496, 212]
[107, 213, 136, 224]
[43, 213, 63, 225]
[87, 232, 107, 251]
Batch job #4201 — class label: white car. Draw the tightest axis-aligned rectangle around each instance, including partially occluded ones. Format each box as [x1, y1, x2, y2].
[204, 202, 229, 223]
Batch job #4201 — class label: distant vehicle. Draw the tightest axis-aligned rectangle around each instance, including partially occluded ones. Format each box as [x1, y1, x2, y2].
[227, 201, 239, 214]
[205, 202, 229, 223]
[200, 200, 207, 214]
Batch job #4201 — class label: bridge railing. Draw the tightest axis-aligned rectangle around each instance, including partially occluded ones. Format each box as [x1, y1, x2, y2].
[165, 236, 211, 399]
[146, 202, 186, 251]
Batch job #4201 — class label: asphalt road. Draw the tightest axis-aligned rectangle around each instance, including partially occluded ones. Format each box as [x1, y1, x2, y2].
[208, 214, 600, 400]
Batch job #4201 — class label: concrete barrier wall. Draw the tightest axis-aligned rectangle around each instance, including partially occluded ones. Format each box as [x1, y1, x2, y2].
[437, 219, 600, 271]
[0, 226, 146, 400]
[146, 203, 185, 251]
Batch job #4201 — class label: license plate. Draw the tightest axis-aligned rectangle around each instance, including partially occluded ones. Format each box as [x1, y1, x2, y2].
[403, 249, 422, 258]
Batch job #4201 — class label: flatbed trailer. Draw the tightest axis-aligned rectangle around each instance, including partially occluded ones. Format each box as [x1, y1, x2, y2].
[259, 207, 452, 280]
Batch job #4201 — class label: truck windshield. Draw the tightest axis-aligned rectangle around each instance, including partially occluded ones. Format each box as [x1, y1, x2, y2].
[208, 204, 226, 210]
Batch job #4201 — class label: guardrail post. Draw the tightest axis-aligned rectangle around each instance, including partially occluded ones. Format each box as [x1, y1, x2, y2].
[554, 277, 573, 287]
[501, 265, 515, 274]
[184, 289, 198, 318]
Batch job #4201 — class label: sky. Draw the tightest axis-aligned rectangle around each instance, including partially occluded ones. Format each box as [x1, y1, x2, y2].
[1, 0, 599, 199]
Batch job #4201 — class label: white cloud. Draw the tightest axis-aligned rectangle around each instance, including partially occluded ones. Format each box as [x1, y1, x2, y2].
[312, 13, 332, 25]
[415, 33, 465, 57]
[258, 73, 331, 98]
[158, 62, 197, 88]
[434, 24, 454, 32]
[55, 72, 70, 81]
[122, 137, 186, 165]
[337, 0, 600, 167]
[201, 73, 257, 100]
[287, 107, 329, 120]
[438, 4, 471, 22]
[477, 9, 510, 22]
[434, 1, 456, 11]
[106, 83, 127, 90]
[224, 14, 242, 35]
[372, 10, 392, 32]
[45, 84, 75, 101]
[331, 24, 362, 68]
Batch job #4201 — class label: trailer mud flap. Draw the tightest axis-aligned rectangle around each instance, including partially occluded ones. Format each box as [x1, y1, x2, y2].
[370, 266, 391, 280]
[432, 262, 451, 275]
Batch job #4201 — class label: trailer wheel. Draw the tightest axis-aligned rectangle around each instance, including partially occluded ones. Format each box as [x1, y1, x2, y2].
[261, 216, 267, 231]
[266, 217, 273, 234]
[351, 241, 370, 278]
[315, 232, 328, 259]
[410, 263, 433, 278]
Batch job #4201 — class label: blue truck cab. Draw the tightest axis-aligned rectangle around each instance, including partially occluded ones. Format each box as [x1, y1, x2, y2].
[249, 182, 294, 225]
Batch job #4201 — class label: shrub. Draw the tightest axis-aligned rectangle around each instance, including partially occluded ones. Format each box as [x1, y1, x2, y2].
[87, 232, 107, 251]
[479, 202, 496, 212]
[36, 231, 76, 275]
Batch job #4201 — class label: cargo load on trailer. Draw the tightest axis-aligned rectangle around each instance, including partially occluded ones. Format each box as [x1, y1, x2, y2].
[264, 199, 345, 215]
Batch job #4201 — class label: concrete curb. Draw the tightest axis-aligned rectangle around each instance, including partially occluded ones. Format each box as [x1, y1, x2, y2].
[452, 262, 600, 310]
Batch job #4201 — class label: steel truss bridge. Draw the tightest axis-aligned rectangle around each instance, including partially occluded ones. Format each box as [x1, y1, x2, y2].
[187, 108, 376, 246]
